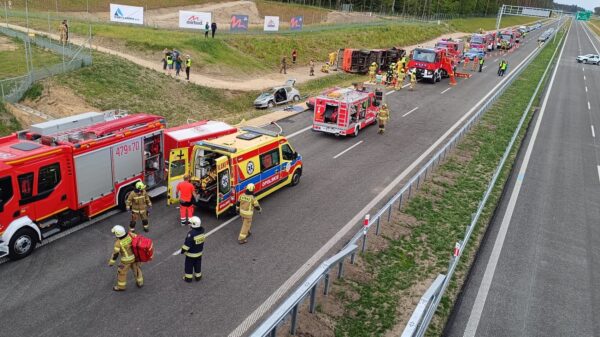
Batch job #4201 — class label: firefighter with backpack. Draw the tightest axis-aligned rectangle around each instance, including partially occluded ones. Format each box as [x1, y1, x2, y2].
[126, 181, 152, 232]
[109, 225, 144, 291]
[181, 216, 205, 282]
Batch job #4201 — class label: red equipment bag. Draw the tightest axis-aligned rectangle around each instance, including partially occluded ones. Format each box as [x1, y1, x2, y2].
[131, 234, 154, 262]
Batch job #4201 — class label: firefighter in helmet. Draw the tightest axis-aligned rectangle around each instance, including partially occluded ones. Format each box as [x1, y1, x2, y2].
[368, 62, 377, 83]
[108, 225, 143, 291]
[396, 68, 406, 90]
[386, 63, 395, 87]
[409, 69, 417, 90]
[126, 181, 152, 232]
[237, 183, 262, 244]
[181, 216, 205, 282]
[328, 51, 337, 70]
[378, 103, 390, 134]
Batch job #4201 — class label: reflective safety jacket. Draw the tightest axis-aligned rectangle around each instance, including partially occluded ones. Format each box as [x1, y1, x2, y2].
[378, 106, 390, 122]
[181, 227, 205, 258]
[109, 234, 137, 265]
[237, 192, 260, 218]
[186, 59, 192, 67]
[126, 190, 151, 213]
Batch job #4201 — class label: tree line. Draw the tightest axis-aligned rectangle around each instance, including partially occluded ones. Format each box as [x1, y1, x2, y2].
[273, 0, 581, 17]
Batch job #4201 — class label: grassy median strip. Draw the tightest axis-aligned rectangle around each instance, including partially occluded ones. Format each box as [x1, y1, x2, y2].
[296, 26, 566, 337]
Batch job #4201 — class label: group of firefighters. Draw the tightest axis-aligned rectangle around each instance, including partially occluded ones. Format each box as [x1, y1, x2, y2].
[108, 175, 262, 291]
[367, 57, 418, 91]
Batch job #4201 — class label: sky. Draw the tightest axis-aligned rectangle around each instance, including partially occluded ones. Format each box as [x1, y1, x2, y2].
[555, 0, 600, 10]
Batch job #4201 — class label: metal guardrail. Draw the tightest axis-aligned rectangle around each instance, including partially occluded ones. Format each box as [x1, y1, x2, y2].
[250, 18, 564, 337]
[400, 20, 566, 337]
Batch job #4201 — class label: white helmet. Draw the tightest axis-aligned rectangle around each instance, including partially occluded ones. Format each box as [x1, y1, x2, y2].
[189, 216, 202, 228]
[111, 225, 126, 238]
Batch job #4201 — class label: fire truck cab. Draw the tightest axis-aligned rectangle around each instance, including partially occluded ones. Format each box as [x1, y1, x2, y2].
[435, 38, 465, 63]
[312, 86, 382, 137]
[407, 47, 454, 84]
[0, 112, 236, 260]
[497, 30, 515, 49]
[167, 126, 303, 217]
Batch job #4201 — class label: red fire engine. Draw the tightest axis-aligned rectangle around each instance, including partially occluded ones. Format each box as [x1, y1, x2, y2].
[312, 86, 383, 137]
[435, 38, 465, 63]
[0, 111, 236, 259]
[407, 47, 455, 84]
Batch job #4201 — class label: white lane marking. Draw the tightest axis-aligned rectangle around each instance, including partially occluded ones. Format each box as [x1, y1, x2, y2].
[592, 125, 596, 138]
[333, 140, 363, 159]
[493, 58, 498, 62]
[586, 86, 588, 92]
[583, 67, 585, 72]
[463, 19, 569, 337]
[403, 107, 419, 117]
[385, 90, 396, 96]
[597, 166, 600, 182]
[581, 21, 600, 55]
[441, 87, 452, 94]
[172, 215, 240, 255]
[483, 65, 488, 69]
[589, 101, 592, 110]
[229, 36, 549, 337]
[584, 75, 587, 81]
[287, 125, 312, 139]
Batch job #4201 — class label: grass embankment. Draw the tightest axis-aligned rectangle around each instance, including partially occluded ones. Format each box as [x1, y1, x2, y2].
[449, 15, 543, 33]
[313, 25, 566, 337]
[0, 101, 21, 136]
[44, 51, 360, 126]
[0, 36, 64, 78]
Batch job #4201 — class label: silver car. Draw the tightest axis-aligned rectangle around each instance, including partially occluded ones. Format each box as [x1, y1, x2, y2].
[254, 80, 301, 109]
[577, 54, 600, 64]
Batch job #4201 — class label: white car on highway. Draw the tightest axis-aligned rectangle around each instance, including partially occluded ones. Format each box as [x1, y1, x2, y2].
[576, 54, 600, 64]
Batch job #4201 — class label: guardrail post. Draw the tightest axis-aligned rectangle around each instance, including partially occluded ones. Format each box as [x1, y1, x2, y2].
[361, 214, 369, 253]
[398, 194, 403, 210]
[309, 284, 317, 313]
[337, 260, 345, 279]
[290, 304, 299, 335]
[376, 217, 381, 235]
[324, 273, 330, 295]
[270, 326, 277, 337]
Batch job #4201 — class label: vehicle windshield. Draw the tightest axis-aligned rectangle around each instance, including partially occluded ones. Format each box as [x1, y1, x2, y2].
[412, 49, 436, 63]
[501, 34, 512, 41]
[469, 48, 480, 53]
[470, 36, 484, 44]
[257, 92, 272, 99]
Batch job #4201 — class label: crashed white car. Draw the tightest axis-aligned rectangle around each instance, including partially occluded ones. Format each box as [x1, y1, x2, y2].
[254, 80, 301, 109]
[576, 54, 600, 65]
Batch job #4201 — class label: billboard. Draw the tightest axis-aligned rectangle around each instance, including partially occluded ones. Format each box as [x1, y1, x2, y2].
[290, 16, 303, 31]
[110, 3, 144, 25]
[264, 16, 280, 32]
[230, 14, 249, 31]
[179, 11, 211, 29]
[522, 8, 550, 17]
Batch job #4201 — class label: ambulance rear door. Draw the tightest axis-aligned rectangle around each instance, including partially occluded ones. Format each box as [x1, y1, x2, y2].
[167, 148, 188, 205]
[215, 156, 233, 217]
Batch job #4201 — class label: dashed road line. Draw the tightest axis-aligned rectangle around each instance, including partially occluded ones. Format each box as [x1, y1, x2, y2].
[588, 101, 591, 110]
[586, 86, 588, 92]
[385, 90, 396, 96]
[597, 166, 600, 183]
[172, 215, 240, 255]
[584, 75, 587, 81]
[592, 125, 596, 138]
[402, 107, 419, 117]
[441, 87, 452, 94]
[333, 140, 363, 159]
[287, 125, 312, 139]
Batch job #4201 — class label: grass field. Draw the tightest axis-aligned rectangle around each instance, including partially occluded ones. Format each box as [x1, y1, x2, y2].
[44, 51, 361, 126]
[0, 101, 21, 136]
[449, 15, 544, 33]
[0, 36, 64, 78]
[320, 23, 566, 337]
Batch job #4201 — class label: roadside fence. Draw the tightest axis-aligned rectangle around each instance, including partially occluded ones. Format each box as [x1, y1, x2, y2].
[250, 18, 564, 337]
[0, 25, 92, 103]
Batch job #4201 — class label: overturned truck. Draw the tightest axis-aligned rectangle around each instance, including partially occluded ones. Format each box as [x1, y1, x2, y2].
[337, 47, 406, 74]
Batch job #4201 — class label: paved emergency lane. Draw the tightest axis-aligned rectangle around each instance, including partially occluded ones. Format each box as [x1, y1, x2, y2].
[0, 22, 558, 337]
[444, 20, 600, 337]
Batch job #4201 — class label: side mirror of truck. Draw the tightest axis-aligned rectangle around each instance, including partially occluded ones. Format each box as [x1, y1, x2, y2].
[293, 152, 299, 160]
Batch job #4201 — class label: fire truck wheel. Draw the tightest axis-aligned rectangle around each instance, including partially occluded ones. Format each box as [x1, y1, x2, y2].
[352, 126, 360, 137]
[292, 95, 300, 102]
[118, 185, 135, 211]
[291, 170, 302, 186]
[9, 228, 37, 260]
[267, 101, 275, 108]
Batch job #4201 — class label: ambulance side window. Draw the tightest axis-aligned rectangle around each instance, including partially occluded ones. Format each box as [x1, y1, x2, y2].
[282, 144, 294, 161]
[38, 163, 61, 194]
[18, 173, 34, 199]
[260, 149, 280, 171]
[170, 159, 186, 177]
[0, 176, 13, 211]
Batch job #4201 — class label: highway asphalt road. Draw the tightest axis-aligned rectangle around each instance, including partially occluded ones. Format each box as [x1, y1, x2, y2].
[444, 20, 600, 337]
[0, 22, 557, 337]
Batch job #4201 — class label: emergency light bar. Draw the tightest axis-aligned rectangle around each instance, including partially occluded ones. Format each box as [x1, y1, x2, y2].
[241, 126, 279, 137]
[196, 141, 237, 153]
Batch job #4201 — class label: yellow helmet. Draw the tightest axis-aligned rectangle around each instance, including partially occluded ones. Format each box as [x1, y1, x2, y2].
[371, 62, 377, 66]
[246, 183, 255, 192]
[111, 225, 126, 238]
[135, 181, 146, 190]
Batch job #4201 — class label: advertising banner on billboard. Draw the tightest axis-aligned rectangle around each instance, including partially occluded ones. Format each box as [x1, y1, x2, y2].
[110, 4, 144, 25]
[179, 11, 211, 29]
[264, 16, 280, 31]
[230, 14, 249, 31]
[290, 16, 303, 30]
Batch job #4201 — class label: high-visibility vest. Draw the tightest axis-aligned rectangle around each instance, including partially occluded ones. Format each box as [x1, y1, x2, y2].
[166, 56, 173, 65]
[186, 59, 191, 67]
[115, 235, 136, 264]
[479, 58, 484, 65]
[239, 194, 258, 217]
[501, 62, 507, 70]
